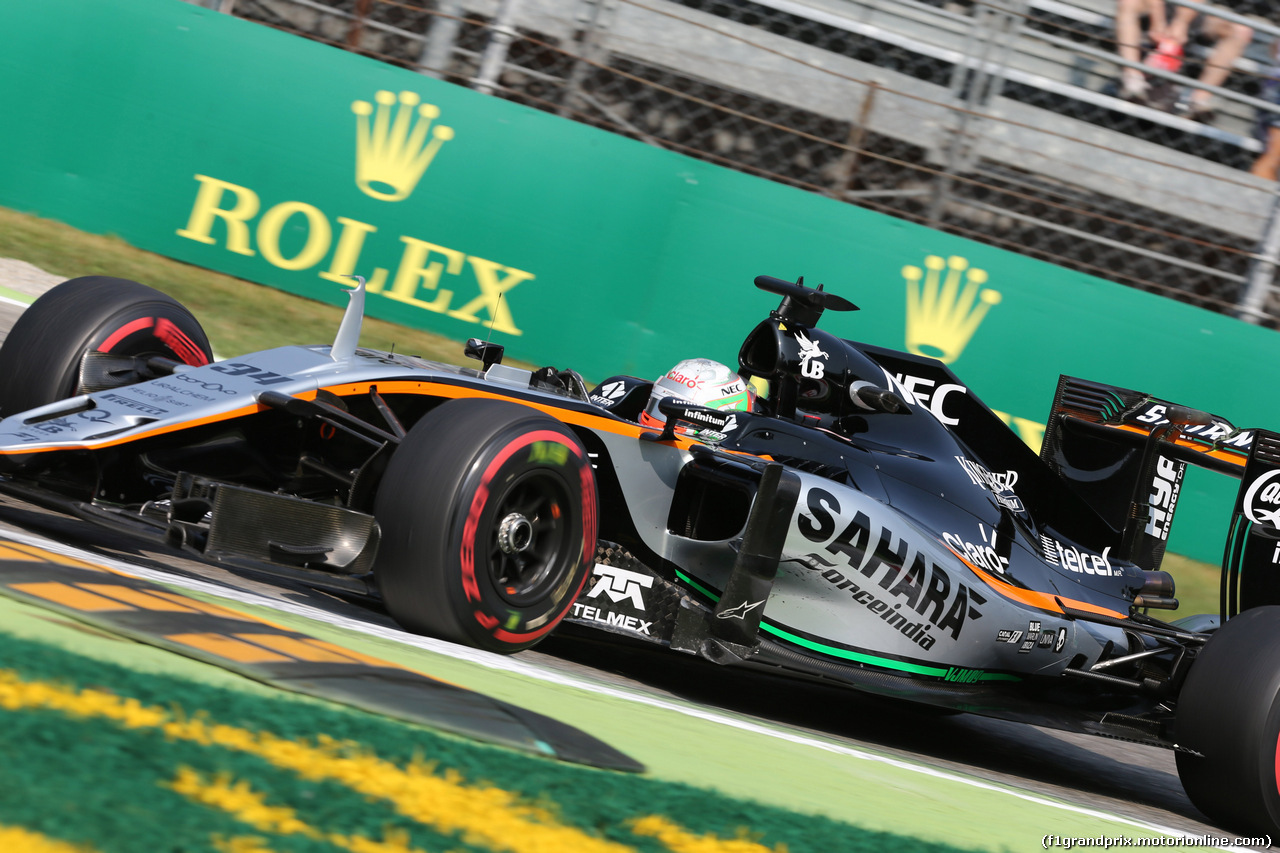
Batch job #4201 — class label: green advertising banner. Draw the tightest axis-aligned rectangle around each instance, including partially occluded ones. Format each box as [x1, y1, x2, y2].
[0, 0, 1276, 563]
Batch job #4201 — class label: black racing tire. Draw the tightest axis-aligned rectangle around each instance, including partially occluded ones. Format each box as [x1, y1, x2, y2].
[0, 276, 213, 416]
[1175, 605, 1280, 836]
[374, 398, 598, 653]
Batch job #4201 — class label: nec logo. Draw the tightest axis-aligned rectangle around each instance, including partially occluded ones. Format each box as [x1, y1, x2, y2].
[586, 564, 654, 610]
[1243, 469, 1280, 529]
[1145, 456, 1183, 540]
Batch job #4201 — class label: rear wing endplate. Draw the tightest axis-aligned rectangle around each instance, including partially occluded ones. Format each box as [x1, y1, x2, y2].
[1044, 377, 1280, 616]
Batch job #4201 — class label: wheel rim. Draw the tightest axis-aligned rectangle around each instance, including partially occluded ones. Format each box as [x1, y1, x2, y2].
[486, 470, 573, 605]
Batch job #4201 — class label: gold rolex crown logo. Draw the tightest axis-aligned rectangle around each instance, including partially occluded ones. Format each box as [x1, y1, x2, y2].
[351, 90, 454, 202]
[903, 255, 1001, 364]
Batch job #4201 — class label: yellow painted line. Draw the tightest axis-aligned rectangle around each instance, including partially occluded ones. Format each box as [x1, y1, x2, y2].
[165, 633, 293, 664]
[0, 825, 99, 853]
[169, 767, 318, 837]
[9, 582, 134, 612]
[0, 671, 635, 853]
[78, 584, 200, 613]
[212, 837, 276, 853]
[631, 815, 783, 853]
[170, 768, 427, 853]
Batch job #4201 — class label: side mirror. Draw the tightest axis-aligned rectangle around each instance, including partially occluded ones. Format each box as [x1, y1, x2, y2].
[464, 338, 504, 370]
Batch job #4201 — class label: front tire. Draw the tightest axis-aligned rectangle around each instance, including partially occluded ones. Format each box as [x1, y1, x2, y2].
[1175, 605, 1280, 835]
[0, 276, 213, 415]
[374, 398, 598, 653]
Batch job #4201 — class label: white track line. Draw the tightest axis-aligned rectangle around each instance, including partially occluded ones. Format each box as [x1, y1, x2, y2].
[1, 524, 1240, 848]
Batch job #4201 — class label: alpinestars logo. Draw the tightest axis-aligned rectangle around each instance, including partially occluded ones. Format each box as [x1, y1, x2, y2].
[716, 600, 765, 620]
[795, 332, 828, 379]
[586, 565, 654, 610]
[351, 90, 454, 202]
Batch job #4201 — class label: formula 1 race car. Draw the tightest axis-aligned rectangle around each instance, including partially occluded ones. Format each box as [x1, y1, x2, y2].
[1, 273, 1279, 833]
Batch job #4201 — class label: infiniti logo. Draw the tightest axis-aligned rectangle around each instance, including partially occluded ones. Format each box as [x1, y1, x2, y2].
[1243, 469, 1280, 529]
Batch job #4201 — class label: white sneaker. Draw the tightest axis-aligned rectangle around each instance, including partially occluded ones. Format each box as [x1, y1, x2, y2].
[1119, 70, 1150, 104]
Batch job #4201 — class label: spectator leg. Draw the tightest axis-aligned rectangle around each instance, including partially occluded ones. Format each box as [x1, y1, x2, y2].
[1191, 16, 1253, 109]
[1252, 127, 1280, 181]
[1116, 0, 1167, 99]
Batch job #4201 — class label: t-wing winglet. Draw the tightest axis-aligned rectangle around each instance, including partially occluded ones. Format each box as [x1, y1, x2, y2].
[331, 276, 367, 362]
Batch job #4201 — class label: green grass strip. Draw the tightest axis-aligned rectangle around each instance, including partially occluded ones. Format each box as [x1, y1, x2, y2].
[0, 630, 979, 853]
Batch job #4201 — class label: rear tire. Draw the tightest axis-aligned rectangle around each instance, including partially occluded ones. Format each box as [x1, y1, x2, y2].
[374, 398, 598, 653]
[1175, 605, 1280, 835]
[0, 276, 213, 416]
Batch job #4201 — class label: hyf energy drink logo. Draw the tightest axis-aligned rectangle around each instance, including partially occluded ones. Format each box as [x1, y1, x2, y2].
[1146, 456, 1183, 540]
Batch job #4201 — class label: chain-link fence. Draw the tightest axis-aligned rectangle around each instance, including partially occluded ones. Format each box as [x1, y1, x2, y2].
[198, 0, 1280, 326]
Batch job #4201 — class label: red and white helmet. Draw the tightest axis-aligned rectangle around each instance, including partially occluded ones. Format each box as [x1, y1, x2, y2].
[640, 358, 754, 435]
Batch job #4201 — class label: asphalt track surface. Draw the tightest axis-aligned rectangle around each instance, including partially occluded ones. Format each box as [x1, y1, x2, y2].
[0, 276, 1266, 851]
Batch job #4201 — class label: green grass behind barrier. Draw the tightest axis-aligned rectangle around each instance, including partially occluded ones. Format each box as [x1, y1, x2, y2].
[0, 206, 507, 366]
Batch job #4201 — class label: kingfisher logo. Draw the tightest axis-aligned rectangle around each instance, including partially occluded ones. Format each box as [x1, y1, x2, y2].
[586, 565, 654, 610]
[351, 90, 454, 202]
[954, 457, 1024, 513]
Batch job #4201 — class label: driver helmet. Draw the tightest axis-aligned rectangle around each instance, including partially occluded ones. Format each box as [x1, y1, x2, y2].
[640, 358, 754, 434]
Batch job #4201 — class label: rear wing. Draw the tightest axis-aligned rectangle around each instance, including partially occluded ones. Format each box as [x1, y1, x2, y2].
[1043, 376, 1280, 616]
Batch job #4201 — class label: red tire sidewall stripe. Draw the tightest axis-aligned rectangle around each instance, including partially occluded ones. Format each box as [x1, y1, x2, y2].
[99, 317, 155, 351]
[98, 315, 210, 366]
[459, 428, 594, 644]
[154, 317, 210, 366]
[1274, 724, 1280, 801]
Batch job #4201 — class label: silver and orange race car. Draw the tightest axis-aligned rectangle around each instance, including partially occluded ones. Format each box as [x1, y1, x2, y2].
[0, 273, 1276, 833]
